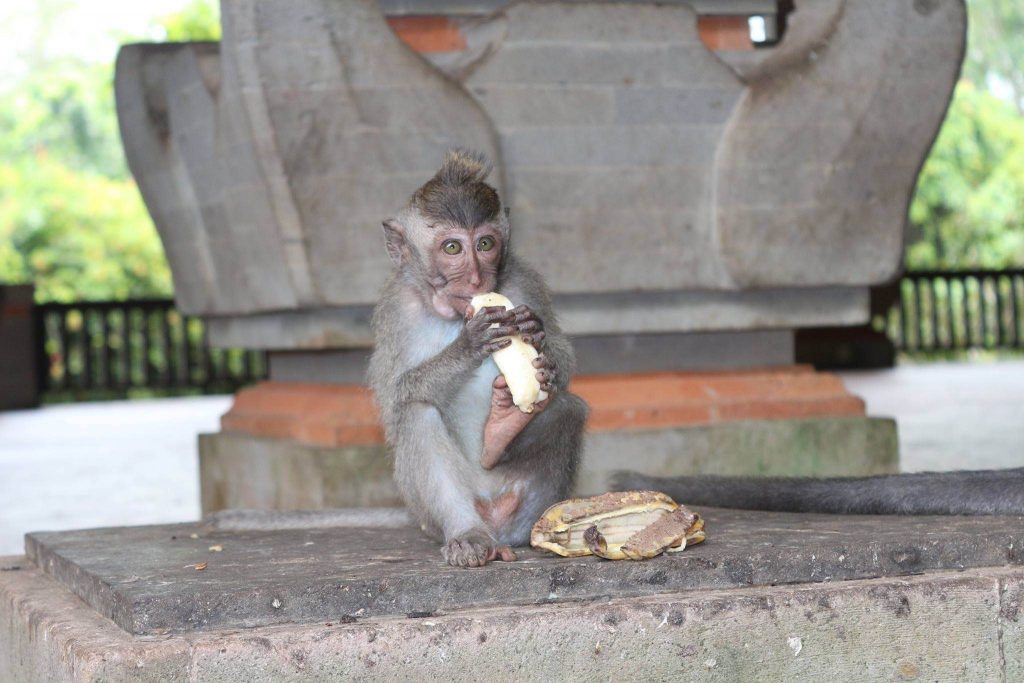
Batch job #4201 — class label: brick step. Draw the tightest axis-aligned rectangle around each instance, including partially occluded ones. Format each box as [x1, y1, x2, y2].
[221, 366, 865, 448]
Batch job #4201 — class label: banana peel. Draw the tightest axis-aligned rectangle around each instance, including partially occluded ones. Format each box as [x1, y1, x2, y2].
[530, 491, 706, 560]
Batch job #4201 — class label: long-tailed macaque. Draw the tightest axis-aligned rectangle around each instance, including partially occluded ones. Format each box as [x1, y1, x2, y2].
[613, 468, 1024, 516]
[368, 150, 588, 567]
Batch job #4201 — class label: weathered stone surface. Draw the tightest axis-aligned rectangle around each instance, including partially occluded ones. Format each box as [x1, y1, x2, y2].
[204, 286, 868, 350]
[1005, 574, 1024, 682]
[199, 416, 897, 512]
[379, 0, 777, 14]
[199, 433, 401, 512]
[577, 416, 898, 496]
[116, 0, 964, 349]
[266, 331, 792, 386]
[5, 556, 1021, 682]
[116, 0, 499, 317]
[24, 508, 1024, 635]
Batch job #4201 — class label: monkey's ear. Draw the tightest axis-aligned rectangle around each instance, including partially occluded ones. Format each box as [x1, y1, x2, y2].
[504, 206, 511, 219]
[381, 218, 408, 266]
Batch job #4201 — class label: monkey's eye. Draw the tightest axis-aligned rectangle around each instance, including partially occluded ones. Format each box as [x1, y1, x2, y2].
[477, 236, 496, 252]
[442, 240, 462, 255]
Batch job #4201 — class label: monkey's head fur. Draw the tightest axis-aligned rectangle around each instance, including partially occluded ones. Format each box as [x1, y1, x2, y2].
[382, 149, 511, 321]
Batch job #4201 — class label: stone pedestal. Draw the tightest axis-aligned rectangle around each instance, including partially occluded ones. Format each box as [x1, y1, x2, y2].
[3, 509, 1022, 680]
[199, 367, 897, 513]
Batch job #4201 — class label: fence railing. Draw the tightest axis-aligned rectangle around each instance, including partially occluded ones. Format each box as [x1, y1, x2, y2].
[34, 299, 266, 397]
[879, 269, 1024, 352]
[27, 269, 1024, 399]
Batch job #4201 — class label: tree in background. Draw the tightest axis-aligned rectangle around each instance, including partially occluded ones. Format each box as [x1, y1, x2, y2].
[908, 0, 1024, 269]
[0, 0, 218, 302]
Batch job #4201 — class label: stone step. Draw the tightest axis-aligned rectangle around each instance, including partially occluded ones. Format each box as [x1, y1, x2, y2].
[220, 367, 865, 448]
[2, 558, 1022, 681]
[24, 508, 1024, 636]
[199, 417, 897, 512]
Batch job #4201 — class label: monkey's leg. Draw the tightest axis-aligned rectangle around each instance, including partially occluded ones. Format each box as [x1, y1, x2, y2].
[497, 392, 589, 546]
[481, 358, 557, 469]
[393, 403, 515, 567]
[481, 376, 536, 469]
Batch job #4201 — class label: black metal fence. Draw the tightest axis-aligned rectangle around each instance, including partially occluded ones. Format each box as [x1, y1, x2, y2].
[879, 269, 1024, 352]
[34, 299, 266, 397]
[26, 269, 1024, 400]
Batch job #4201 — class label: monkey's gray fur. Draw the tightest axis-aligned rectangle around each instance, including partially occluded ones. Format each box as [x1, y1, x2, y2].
[369, 149, 587, 565]
[612, 468, 1024, 515]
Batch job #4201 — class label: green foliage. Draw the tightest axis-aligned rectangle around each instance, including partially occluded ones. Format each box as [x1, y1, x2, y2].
[151, 0, 221, 42]
[0, 153, 171, 301]
[908, 82, 1024, 268]
[0, 0, 219, 302]
[962, 0, 1024, 115]
[907, 0, 1024, 269]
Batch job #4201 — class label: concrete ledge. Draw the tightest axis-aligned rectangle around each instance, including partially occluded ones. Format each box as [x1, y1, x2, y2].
[24, 509, 1023, 635]
[2, 557, 1020, 682]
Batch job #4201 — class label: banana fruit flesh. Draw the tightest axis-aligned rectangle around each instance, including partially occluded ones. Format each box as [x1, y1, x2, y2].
[470, 292, 548, 413]
[531, 491, 706, 560]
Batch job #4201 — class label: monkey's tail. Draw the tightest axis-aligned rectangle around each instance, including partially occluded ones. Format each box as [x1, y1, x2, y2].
[610, 468, 1024, 516]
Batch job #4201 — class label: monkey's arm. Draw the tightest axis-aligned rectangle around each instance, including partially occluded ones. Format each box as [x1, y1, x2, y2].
[396, 306, 515, 409]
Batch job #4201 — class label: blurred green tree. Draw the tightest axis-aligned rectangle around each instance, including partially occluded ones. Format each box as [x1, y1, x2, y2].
[0, 0, 218, 302]
[908, 82, 1024, 269]
[907, 0, 1024, 269]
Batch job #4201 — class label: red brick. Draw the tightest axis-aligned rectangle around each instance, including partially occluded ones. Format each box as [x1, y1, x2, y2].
[698, 16, 754, 51]
[219, 368, 866, 446]
[386, 16, 466, 53]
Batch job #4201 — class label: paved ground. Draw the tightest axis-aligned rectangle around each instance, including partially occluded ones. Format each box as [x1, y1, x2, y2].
[840, 359, 1024, 473]
[1, 360, 1022, 556]
[0, 396, 229, 556]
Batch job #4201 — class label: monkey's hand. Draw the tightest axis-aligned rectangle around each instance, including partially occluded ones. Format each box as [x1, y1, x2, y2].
[510, 304, 545, 350]
[461, 305, 516, 360]
[532, 352, 556, 397]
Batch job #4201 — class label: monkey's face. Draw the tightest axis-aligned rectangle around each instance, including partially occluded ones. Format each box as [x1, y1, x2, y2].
[427, 224, 503, 320]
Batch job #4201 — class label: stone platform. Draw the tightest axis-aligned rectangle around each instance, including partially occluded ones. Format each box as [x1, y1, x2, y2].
[3, 509, 1024, 681]
[21, 509, 1024, 636]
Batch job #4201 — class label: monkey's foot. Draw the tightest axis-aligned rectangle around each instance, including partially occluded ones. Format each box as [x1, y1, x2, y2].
[443, 531, 517, 568]
[481, 376, 545, 469]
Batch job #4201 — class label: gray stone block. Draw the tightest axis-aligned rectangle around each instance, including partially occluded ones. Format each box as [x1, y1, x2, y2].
[264, 331, 793, 385]
[468, 85, 615, 126]
[1005, 575, 1024, 682]
[204, 287, 868, 350]
[501, 124, 722, 167]
[613, 85, 742, 125]
[199, 433, 401, 512]
[115, 0, 965, 349]
[577, 416, 898, 496]
[22, 509, 1024, 635]
[4, 557, 1019, 681]
[197, 415, 895, 514]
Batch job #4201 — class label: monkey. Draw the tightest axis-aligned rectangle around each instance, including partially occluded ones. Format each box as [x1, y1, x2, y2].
[611, 468, 1024, 516]
[368, 149, 588, 568]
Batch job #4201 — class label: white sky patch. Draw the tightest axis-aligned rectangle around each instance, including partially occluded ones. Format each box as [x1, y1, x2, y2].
[0, 0, 192, 86]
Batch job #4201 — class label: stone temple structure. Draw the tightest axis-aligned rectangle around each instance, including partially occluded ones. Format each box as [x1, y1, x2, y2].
[113, 0, 966, 511]
[7, 2, 1024, 681]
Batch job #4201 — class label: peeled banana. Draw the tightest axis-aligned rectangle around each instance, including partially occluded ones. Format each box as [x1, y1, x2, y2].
[470, 292, 548, 413]
[530, 491, 706, 560]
